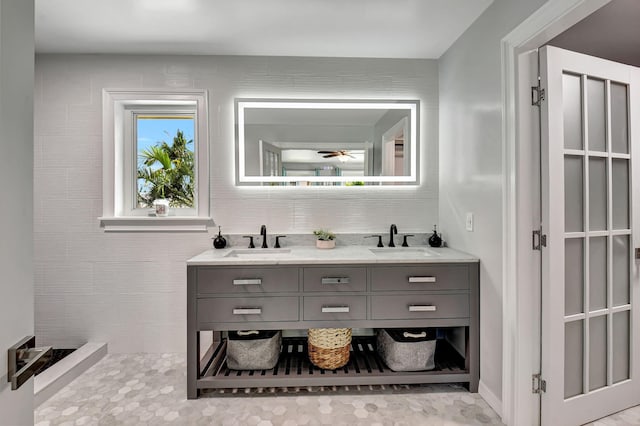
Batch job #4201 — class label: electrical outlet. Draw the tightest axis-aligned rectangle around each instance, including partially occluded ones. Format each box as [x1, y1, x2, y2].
[465, 212, 474, 232]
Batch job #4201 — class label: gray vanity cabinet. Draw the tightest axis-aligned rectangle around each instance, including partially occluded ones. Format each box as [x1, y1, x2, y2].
[187, 261, 479, 399]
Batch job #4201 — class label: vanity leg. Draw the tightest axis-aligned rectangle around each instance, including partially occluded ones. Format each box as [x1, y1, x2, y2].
[468, 263, 480, 393]
[187, 266, 198, 399]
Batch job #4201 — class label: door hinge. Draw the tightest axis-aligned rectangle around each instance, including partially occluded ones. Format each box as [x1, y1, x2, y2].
[532, 229, 547, 250]
[531, 85, 545, 107]
[532, 373, 547, 394]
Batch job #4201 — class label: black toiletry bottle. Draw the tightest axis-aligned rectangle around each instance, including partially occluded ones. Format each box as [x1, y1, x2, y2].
[213, 226, 227, 249]
[428, 225, 442, 248]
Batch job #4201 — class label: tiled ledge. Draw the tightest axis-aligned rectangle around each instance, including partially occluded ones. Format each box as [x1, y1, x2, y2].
[35, 342, 107, 407]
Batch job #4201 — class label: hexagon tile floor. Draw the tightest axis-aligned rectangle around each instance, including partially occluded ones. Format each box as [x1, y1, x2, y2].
[33, 353, 640, 426]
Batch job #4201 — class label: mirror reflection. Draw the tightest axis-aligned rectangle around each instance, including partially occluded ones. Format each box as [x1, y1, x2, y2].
[236, 100, 419, 186]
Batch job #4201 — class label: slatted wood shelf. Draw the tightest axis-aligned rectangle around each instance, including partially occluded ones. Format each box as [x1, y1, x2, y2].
[197, 336, 469, 390]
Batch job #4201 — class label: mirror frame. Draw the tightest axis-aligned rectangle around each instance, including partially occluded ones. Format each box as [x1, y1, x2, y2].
[235, 98, 420, 186]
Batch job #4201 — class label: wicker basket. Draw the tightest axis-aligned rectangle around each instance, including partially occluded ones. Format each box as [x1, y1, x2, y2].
[307, 328, 352, 369]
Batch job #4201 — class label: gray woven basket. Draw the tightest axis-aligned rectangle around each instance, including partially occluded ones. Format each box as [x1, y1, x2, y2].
[226, 330, 281, 370]
[377, 329, 436, 372]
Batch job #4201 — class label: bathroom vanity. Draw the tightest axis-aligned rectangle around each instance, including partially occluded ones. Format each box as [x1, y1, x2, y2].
[186, 246, 479, 399]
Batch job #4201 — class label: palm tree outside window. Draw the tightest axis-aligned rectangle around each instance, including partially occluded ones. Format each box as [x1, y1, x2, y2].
[135, 114, 195, 210]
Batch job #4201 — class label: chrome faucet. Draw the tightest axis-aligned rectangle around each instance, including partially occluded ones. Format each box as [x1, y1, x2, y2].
[389, 224, 397, 247]
[260, 225, 268, 248]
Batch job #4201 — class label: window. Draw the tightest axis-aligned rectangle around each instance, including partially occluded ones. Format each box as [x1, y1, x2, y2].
[127, 108, 196, 214]
[101, 90, 210, 231]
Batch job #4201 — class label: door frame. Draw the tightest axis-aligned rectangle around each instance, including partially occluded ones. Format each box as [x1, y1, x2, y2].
[381, 117, 409, 177]
[501, 0, 611, 424]
[0, 0, 36, 423]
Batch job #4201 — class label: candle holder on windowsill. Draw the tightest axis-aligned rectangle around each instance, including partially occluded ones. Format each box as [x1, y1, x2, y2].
[153, 199, 169, 217]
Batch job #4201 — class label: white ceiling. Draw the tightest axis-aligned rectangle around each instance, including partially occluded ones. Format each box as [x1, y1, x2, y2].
[35, 0, 493, 58]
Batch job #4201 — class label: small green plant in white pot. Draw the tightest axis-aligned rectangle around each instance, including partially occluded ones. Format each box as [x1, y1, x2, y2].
[313, 229, 336, 249]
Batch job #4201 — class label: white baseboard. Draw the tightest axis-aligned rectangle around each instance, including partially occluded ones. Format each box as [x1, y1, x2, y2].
[35, 342, 107, 407]
[478, 379, 503, 420]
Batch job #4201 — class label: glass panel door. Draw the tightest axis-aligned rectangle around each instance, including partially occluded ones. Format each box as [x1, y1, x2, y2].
[540, 45, 640, 425]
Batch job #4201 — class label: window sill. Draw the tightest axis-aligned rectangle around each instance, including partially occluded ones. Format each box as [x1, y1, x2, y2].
[99, 216, 213, 232]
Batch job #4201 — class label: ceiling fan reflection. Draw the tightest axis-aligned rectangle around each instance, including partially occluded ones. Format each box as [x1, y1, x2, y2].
[317, 150, 356, 159]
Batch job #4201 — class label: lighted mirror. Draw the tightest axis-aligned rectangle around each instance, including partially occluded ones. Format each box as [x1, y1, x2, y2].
[235, 99, 419, 186]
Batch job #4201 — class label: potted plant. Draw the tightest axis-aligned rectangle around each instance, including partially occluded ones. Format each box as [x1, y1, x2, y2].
[313, 229, 336, 249]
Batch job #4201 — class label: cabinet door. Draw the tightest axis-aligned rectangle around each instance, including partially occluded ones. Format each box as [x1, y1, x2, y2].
[303, 296, 367, 320]
[371, 265, 469, 291]
[197, 296, 299, 324]
[197, 267, 298, 294]
[303, 267, 366, 292]
[371, 294, 469, 320]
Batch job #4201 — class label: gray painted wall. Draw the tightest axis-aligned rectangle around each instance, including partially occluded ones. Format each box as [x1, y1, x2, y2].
[0, 0, 35, 423]
[34, 55, 439, 352]
[548, 0, 640, 67]
[438, 0, 547, 406]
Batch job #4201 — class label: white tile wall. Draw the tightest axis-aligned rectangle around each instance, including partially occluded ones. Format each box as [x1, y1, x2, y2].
[34, 54, 439, 352]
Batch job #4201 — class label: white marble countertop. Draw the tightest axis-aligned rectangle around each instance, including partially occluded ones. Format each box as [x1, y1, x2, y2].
[187, 245, 479, 266]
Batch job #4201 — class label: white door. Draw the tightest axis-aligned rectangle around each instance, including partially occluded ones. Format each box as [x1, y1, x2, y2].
[381, 117, 408, 177]
[0, 0, 35, 423]
[540, 45, 640, 425]
[258, 139, 283, 177]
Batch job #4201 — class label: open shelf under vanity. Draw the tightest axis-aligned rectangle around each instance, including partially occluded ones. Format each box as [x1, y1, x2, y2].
[198, 335, 468, 390]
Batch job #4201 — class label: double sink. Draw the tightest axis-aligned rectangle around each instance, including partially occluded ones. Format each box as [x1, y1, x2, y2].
[224, 247, 439, 259]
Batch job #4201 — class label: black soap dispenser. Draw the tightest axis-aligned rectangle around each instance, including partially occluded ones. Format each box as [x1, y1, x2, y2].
[428, 224, 442, 248]
[212, 226, 227, 249]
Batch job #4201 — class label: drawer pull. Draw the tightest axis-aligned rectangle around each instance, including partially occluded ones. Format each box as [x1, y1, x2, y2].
[233, 278, 262, 285]
[408, 305, 437, 312]
[408, 276, 436, 283]
[321, 306, 350, 313]
[232, 308, 262, 315]
[321, 277, 350, 285]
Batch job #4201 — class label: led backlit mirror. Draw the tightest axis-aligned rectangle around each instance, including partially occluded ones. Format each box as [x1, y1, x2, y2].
[235, 99, 419, 186]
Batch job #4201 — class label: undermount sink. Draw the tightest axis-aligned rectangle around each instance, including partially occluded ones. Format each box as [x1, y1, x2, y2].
[224, 248, 292, 258]
[368, 247, 438, 257]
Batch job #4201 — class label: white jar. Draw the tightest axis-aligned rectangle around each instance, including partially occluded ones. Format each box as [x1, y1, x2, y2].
[153, 199, 169, 217]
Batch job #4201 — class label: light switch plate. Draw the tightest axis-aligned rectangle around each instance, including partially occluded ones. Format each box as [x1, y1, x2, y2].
[465, 212, 474, 232]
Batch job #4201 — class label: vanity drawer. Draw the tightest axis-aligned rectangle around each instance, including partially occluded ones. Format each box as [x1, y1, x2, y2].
[371, 294, 469, 320]
[303, 296, 367, 321]
[197, 296, 299, 324]
[302, 267, 366, 292]
[370, 265, 469, 292]
[197, 267, 298, 294]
